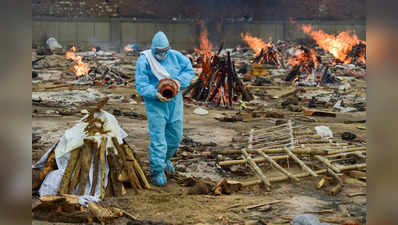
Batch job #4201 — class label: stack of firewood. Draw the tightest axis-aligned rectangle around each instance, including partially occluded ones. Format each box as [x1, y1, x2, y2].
[183, 43, 253, 107]
[33, 97, 150, 199]
[56, 136, 150, 198]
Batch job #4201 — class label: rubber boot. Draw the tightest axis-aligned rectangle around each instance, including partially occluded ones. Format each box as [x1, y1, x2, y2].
[165, 160, 176, 174]
[151, 170, 167, 186]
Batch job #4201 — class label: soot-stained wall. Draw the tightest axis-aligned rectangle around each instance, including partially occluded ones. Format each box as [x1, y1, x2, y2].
[32, 0, 365, 20]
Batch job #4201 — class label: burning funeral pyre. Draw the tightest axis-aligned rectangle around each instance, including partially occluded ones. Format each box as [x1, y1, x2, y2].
[184, 43, 253, 107]
[65, 47, 131, 87]
[237, 23, 366, 87]
[183, 23, 253, 107]
[32, 97, 149, 200]
[284, 24, 366, 85]
[241, 33, 283, 68]
[301, 24, 366, 66]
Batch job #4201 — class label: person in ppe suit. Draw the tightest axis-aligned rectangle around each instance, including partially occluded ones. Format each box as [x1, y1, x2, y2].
[135, 31, 194, 186]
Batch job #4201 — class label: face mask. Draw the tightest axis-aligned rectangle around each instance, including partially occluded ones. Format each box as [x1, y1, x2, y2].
[154, 47, 169, 61]
[155, 52, 167, 61]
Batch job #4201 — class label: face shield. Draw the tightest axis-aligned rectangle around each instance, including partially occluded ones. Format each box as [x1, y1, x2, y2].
[154, 47, 169, 61]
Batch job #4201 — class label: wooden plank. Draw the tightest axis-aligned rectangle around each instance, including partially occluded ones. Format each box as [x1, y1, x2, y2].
[107, 147, 124, 197]
[90, 141, 100, 196]
[99, 137, 107, 199]
[58, 148, 81, 194]
[123, 144, 151, 189]
[112, 137, 141, 192]
[77, 139, 93, 195]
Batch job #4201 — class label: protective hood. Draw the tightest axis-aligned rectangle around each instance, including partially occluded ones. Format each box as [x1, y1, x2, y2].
[151, 31, 170, 50]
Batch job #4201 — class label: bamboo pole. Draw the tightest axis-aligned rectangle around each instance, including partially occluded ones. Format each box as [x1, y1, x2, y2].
[317, 177, 328, 189]
[253, 132, 316, 142]
[77, 139, 93, 195]
[242, 149, 271, 191]
[215, 148, 328, 156]
[253, 138, 339, 148]
[284, 148, 318, 177]
[256, 149, 299, 182]
[326, 147, 366, 155]
[352, 151, 366, 160]
[58, 148, 81, 194]
[329, 157, 355, 163]
[252, 135, 290, 143]
[314, 155, 341, 173]
[244, 129, 271, 191]
[251, 138, 291, 147]
[218, 155, 290, 166]
[251, 123, 289, 134]
[256, 143, 291, 149]
[327, 169, 343, 185]
[90, 141, 100, 196]
[240, 163, 366, 187]
[327, 151, 359, 158]
[99, 137, 107, 199]
[329, 183, 343, 196]
[217, 146, 366, 166]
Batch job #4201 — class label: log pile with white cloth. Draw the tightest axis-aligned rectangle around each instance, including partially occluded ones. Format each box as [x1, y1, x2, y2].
[32, 97, 150, 200]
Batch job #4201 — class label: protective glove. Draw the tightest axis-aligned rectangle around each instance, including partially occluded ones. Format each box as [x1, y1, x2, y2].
[173, 79, 181, 91]
[156, 92, 171, 102]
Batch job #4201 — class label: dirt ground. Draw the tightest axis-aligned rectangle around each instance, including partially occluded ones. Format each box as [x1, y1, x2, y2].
[32, 84, 367, 225]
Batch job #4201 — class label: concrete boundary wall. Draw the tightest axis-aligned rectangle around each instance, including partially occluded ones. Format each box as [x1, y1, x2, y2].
[32, 17, 366, 51]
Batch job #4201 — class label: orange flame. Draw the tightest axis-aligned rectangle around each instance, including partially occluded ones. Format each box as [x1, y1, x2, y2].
[310, 48, 318, 68]
[301, 25, 365, 64]
[194, 21, 213, 57]
[241, 32, 272, 56]
[358, 51, 365, 63]
[124, 46, 134, 52]
[288, 47, 318, 71]
[66, 46, 90, 77]
[288, 49, 306, 66]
